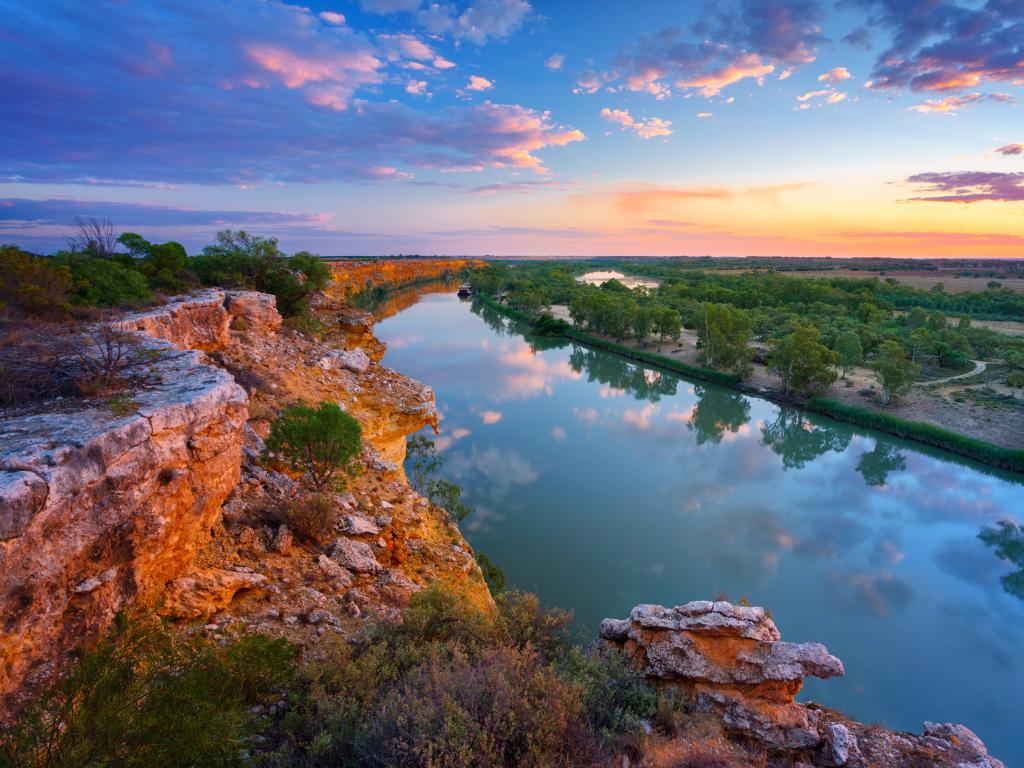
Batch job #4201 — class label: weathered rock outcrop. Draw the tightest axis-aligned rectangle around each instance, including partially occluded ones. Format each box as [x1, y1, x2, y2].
[602, 601, 1006, 766]
[121, 290, 231, 351]
[0, 343, 247, 708]
[602, 601, 843, 750]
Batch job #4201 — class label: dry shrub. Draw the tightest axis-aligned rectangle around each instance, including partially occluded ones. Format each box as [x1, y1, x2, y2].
[362, 644, 586, 768]
[283, 493, 337, 544]
[671, 743, 736, 768]
[0, 317, 157, 406]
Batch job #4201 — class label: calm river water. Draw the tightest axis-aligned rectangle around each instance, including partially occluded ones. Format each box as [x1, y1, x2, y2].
[375, 290, 1024, 764]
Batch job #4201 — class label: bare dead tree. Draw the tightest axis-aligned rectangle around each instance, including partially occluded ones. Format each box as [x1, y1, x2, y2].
[0, 316, 160, 405]
[67, 217, 119, 257]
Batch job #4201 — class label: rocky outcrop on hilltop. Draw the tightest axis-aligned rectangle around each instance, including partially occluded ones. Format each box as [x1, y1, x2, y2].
[0, 276, 490, 713]
[0, 342, 247, 708]
[602, 601, 1006, 767]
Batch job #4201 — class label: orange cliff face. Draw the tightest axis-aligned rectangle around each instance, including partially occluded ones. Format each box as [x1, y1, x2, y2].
[0, 275, 493, 714]
[321, 258, 486, 305]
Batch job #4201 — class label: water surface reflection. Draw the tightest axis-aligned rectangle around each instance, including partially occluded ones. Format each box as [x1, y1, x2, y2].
[374, 291, 1023, 764]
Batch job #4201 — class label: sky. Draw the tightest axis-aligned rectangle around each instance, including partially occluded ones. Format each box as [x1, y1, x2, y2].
[1, 0, 1023, 258]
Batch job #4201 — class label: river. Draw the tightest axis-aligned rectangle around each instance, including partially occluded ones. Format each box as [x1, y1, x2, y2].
[374, 289, 1024, 764]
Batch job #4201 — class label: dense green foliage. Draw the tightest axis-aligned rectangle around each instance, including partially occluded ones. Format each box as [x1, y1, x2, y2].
[0, 614, 295, 768]
[0, 246, 72, 317]
[192, 230, 331, 317]
[264, 401, 363, 493]
[468, 261, 1024, 389]
[1, 228, 331, 316]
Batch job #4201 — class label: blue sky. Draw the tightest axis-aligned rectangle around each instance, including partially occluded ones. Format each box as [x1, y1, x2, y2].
[1, 0, 1023, 256]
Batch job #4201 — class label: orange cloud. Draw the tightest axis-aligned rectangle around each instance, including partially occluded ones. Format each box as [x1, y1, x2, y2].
[677, 54, 774, 97]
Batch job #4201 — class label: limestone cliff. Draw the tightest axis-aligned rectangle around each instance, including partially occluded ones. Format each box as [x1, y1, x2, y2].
[0, 273, 491, 713]
[0, 339, 247, 708]
[321, 257, 485, 305]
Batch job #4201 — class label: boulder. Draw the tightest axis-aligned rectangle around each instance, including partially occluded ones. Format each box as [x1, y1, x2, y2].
[159, 567, 267, 620]
[224, 291, 282, 335]
[343, 514, 381, 536]
[330, 537, 382, 573]
[318, 348, 371, 374]
[601, 601, 843, 750]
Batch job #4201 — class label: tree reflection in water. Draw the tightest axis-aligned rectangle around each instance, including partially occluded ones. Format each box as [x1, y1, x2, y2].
[760, 408, 852, 470]
[855, 442, 907, 487]
[979, 520, 1024, 600]
[689, 385, 750, 445]
[567, 344, 679, 402]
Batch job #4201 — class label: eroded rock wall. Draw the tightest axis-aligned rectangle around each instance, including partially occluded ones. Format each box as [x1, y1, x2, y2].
[322, 258, 485, 304]
[0, 344, 247, 708]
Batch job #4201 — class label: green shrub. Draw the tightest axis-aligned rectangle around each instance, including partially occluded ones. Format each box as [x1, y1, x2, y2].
[1007, 371, 1024, 388]
[0, 613, 294, 768]
[56, 253, 153, 308]
[264, 401, 362, 492]
[496, 589, 574, 663]
[0, 246, 71, 317]
[191, 230, 329, 317]
[558, 647, 658, 743]
[476, 551, 507, 596]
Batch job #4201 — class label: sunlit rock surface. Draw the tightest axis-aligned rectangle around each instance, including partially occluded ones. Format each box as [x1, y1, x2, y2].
[0, 342, 247, 708]
[602, 601, 1005, 766]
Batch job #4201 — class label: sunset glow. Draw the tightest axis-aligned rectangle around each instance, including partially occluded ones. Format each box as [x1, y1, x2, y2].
[2, 0, 1023, 257]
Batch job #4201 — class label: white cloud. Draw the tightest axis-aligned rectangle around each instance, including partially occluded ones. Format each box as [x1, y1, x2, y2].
[545, 53, 565, 71]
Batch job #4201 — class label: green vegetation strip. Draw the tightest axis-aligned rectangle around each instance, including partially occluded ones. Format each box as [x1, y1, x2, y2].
[476, 296, 738, 387]
[806, 397, 1024, 473]
[479, 296, 1024, 474]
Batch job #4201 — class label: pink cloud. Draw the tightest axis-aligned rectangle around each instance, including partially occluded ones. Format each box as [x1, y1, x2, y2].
[995, 143, 1023, 156]
[599, 108, 672, 139]
[545, 53, 565, 71]
[677, 54, 775, 97]
[466, 75, 494, 91]
[818, 67, 851, 83]
[480, 410, 503, 424]
[318, 11, 346, 25]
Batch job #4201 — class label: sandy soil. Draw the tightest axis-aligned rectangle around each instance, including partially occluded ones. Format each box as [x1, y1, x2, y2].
[549, 305, 1024, 450]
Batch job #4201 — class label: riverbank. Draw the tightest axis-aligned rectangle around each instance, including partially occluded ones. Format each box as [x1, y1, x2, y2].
[477, 296, 1024, 473]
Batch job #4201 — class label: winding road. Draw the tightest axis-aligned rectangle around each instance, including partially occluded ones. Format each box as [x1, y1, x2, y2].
[922, 360, 986, 386]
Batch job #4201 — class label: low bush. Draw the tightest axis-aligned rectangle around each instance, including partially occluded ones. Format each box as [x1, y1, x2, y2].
[282, 493, 337, 544]
[0, 613, 294, 768]
[0, 246, 71, 318]
[363, 644, 584, 768]
[264, 401, 362, 493]
[0, 319, 159, 406]
[56, 252, 154, 308]
[1008, 371, 1024, 388]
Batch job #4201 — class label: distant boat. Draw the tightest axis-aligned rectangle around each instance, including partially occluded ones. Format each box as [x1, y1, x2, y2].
[457, 283, 475, 297]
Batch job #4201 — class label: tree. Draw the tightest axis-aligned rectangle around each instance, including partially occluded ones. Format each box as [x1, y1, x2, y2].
[568, 295, 587, 328]
[833, 331, 863, 379]
[264, 401, 362, 492]
[768, 324, 838, 396]
[653, 305, 681, 342]
[630, 306, 654, 346]
[870, 340, 918, 405]
[68, 217, 119, 257]
[696, 303, 752, 376]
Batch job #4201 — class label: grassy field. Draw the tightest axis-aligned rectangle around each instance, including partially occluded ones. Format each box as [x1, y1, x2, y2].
[698, 267, 1024, 294]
